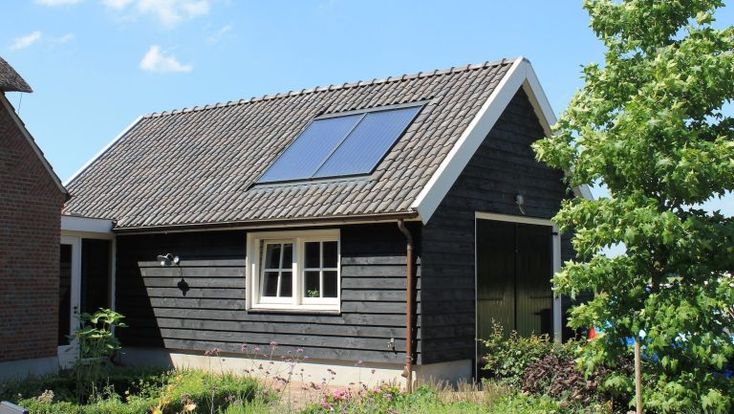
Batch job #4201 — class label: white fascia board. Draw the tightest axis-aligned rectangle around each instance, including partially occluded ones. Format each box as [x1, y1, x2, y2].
[61, 214, 114, 234]
[411, 58, 593, 223]
[411, 57, 528, 223]
[64, 116, 143, 186]
[0, 93, 67, 195]
[521, 63, 594, 201]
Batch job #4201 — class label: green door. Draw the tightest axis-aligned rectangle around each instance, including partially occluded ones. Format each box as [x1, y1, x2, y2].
[476, 219, 553, 365]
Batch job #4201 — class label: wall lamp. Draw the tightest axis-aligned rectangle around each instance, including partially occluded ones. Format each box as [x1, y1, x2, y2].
[157, 253, 180, 267]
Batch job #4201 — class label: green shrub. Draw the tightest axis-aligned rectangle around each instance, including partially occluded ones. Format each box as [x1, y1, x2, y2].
[4, 368, 265, 414]
[0, 366, 169, 404]
[479, 320, 559, 386]
[480, 322, 635, 412]
[151, 370, 264, 414]
[17, 399, 81, 414]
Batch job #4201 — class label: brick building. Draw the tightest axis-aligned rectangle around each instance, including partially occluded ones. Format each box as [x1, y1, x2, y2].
[0, 57, 68, 379]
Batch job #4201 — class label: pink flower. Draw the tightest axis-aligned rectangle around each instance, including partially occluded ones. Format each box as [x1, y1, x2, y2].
[331, 388, 349, 401]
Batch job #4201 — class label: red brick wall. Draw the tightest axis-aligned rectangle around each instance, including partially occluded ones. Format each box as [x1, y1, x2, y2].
[0, 95, 66, 362]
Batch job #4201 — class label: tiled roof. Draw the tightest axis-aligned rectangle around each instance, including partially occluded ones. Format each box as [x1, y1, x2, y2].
[0, 57, 32, 93]
[64, 59, 515, 229]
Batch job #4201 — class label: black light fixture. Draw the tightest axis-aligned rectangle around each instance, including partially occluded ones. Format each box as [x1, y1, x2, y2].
[156, 253, 189, 296]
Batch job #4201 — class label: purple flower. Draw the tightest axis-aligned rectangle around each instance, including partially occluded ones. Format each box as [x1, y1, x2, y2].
[204, 347, 220, 356]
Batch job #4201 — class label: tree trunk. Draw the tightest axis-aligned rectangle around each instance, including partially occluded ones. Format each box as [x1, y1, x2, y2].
[635, 337, 643, 414]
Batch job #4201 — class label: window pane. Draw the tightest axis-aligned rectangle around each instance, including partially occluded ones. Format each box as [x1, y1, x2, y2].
[263, 271, 279, 296]
[305, 242, 320, 268]
[264, 244, 281, 269]
[323, 271, 338, 298]
[323, 241, 338, 268]
[305, 271, 320, 297]
[280, 271, 293, 297]
[282, 244, 293, 269]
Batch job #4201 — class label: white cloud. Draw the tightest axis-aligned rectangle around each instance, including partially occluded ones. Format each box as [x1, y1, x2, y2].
[101, 0, 134, 9]
[10, 31, 43, 51]
[139, 45, 192, 73]
[103, 0, 211, 27]
[51, 33, 75, 44]
[35, 0, 83, 5]
[207, 24, 232, 43]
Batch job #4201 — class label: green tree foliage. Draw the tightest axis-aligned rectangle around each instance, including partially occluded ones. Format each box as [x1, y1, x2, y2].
[533, 1, 734, 412]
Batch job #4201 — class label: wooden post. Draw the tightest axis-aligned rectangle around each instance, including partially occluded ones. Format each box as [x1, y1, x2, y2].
[634, 337, 643, 414]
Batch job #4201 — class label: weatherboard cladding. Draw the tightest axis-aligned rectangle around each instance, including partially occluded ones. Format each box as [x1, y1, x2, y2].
[63, 60, 513, 229]
[115, 223, 422, 363]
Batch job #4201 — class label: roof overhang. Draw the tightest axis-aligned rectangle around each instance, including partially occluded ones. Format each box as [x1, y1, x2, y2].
[1, 93, 68, 197]
[410, 57, 593, 223]
[61, 214, 114, 236]
[112, 211, 420, 235]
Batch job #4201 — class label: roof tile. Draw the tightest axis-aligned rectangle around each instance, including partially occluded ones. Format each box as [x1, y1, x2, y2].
[64, 59, 514, 228]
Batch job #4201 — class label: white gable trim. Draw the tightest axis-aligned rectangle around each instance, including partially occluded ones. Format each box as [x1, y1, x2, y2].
[0, 93, 67, 195]
[64, 116, 143, 186]
[411, 57, 592, 223]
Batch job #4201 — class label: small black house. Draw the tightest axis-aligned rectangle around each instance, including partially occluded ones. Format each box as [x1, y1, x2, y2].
[63, 57, 590, 387]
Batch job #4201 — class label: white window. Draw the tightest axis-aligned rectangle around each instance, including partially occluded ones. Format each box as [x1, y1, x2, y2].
[247, 229, 340, 312]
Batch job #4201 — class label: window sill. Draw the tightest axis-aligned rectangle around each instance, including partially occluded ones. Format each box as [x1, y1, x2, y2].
[247, 307, 341, 316]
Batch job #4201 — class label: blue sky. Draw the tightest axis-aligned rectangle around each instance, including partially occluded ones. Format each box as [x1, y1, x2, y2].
[2, 0, 732, 216]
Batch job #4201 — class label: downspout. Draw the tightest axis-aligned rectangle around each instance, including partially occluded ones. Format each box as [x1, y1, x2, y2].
[397, 219, 414, 393]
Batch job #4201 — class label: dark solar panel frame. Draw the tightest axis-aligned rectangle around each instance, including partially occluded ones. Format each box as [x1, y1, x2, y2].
[256, 103, 424, 184]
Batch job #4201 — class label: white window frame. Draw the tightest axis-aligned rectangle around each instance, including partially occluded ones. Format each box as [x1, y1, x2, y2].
[258, 239, 295, 305]
[247, 229, 341, 312]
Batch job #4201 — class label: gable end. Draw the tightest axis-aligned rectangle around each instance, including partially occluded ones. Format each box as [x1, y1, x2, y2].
[411, 58, 591, 223]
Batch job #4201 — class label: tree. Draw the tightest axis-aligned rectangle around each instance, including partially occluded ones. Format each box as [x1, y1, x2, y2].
[533, 1, 734, 412]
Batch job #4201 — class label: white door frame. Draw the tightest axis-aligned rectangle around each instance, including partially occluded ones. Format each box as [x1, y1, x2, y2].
[58, 235, 82, 368]
[474, 212, 562, 370]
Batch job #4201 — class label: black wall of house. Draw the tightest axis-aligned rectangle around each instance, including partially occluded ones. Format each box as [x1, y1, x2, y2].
[420, 89, 572, 365]
[115, 222, 421, 365]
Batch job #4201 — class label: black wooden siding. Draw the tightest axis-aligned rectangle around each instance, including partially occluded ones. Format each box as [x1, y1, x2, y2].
[115, 222, 421, 364]
[420, 89, 572, 364]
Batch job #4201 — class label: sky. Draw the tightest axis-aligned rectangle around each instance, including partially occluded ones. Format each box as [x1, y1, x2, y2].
[2, 0, 732, 217]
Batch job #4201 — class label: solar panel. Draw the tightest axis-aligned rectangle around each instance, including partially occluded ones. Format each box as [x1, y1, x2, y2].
[257, 104, 421, 183]
[313, 106, 421, 178]
[257, 114, 362, 183]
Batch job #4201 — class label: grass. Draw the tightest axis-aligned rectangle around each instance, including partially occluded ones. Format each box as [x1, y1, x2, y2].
[0, 367, 270, 414]
[297, 382, 612, 414]
[1, 366, 614, 414]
